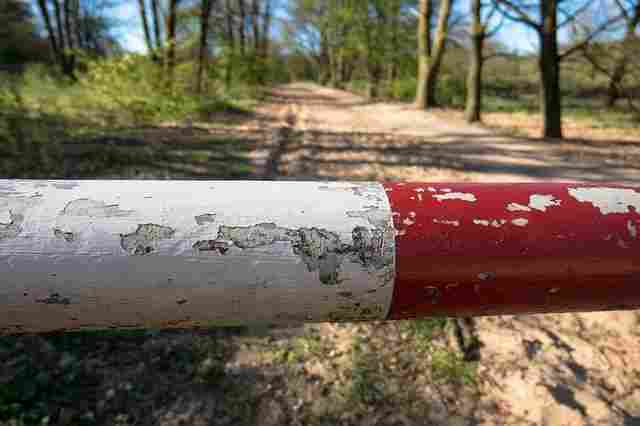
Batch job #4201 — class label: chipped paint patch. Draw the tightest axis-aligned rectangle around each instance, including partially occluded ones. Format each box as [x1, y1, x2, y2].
[628, 220, 637, 239]
[62, 199, 134, 218]
[473, 219, 490, 226]
[53, 228, 76, 243]
[568, 187, 640, 215]
[52, 182, 79, 190]
[195, 213, 217, 225]
[433, 219, 460, 226]
[491, 219, 507, 228]
[121, 224, 175, 255]
[433, 192, 477, 202]
[215, 222, 389, 286]
[507, 203, 531, 212]
[512, 218, 529, 227]
[529, 194, 561, 212]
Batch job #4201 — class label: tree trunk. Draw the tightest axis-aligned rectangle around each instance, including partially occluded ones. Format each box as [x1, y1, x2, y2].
[251, 0, 261, 52]
[36, 0, 61, 63]
[262, 0, 271, 57]
[416, 0, 452, 109]
[197, 0, 214, 94]
[166, 0, 180, 86]
[415, 0, 433, 108]
[73, 0, 83, 50]
[538, 0, 563, 139]
[225, 0, 235, 88]
[388, 0, 400, 95]
[52, 0, 66, 51]
[63, 0, 74, 49]
[465, 0, 483, 123]
[150, 0, 163, 52]
[239, 0, 247, 56]
[137, 0, 156, 58]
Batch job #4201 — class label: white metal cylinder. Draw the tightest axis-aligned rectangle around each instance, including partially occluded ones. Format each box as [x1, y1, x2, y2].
[0, 180, 395, 333]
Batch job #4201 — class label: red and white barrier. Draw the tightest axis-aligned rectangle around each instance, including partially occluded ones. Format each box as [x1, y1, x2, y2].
[1, 180, 639, 333]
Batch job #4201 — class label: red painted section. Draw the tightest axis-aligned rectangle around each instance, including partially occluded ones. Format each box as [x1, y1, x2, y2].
[383, 182, 640, 319]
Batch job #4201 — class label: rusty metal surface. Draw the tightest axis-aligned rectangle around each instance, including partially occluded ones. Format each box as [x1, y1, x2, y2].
[384, 182, 640, 318]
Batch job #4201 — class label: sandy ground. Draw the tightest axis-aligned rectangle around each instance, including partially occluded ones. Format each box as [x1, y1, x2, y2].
[242, 83, 640, 425]
[3, 83, 640, 426]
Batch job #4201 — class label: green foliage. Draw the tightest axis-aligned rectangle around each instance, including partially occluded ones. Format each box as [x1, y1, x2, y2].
[430, 348, 477, 386]
[348, 336, 386, 405]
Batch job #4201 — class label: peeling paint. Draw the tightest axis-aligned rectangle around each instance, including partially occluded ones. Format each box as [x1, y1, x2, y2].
[53, 228, 76, 243]
[0, 212, 23, 240]
[403, 217, 415, 226]
[62, 199, 134, 218]
[628, 220, 637, 239]
[507, 203, 531, 212]
[215, 222, 390, 286]
[433, 219, 460, 226]
[195, 213, 217, 225]
[490, 219, 507, 228]
[473, 219, 490, 226]
[433, 192, 477, 202]
[427, 187, 437, 192]
[120, 224, 175, 255]
[529, 194, 561, 212]
[568, 187, 640, 215]
[512, 218, 529, 227]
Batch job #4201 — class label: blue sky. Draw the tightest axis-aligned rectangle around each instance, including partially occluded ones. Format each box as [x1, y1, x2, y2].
[112, 1, 541, 54]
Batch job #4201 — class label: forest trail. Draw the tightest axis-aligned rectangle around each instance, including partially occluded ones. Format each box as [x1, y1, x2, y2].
[234, 83, 640, 425]
[249, 82, 640, 183]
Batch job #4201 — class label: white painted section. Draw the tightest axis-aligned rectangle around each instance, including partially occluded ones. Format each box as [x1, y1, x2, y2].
[433, 192, 477, 202]
[507, 203, 531, 212]
[528, 194, 561, 212]
[512, 218, 529, 227]
[473, 219, 490, 226]
[568, 187, 640, 215]
[0, 180, 396, 333]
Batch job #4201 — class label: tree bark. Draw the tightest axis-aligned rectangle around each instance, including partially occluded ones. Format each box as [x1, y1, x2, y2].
[262, 0, 272, 57]
[197, 0, 214, 94]
[225, 0, 235, 88]
[238, 0, 247, 56]
[415, 0, 452, 109]
[150, 0, 163, 52]
[465, 0, 483, 123]
[36, 0, 61, 63]
[415, 0, 433, 108]
[538, 0, 562, 139]
[137, 0, 156, 58]
[251, 0, 261, 52]
[166, 0, 181, 86]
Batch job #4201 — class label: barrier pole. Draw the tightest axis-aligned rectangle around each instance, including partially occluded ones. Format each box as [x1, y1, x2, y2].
[1, 180, 639, 333]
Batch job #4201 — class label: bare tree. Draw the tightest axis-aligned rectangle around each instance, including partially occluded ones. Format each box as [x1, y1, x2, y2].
[415, 0, 454, 109]
[493, 0, 622, 138]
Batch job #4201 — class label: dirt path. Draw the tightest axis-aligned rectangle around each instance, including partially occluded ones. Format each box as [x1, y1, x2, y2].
[253, 82, 640, 184]
[235, 83, 640, 425]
